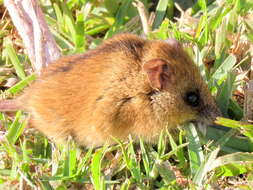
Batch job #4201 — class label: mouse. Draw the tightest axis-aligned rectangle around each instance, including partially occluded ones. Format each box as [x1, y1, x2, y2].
[8, 34, 220, 147]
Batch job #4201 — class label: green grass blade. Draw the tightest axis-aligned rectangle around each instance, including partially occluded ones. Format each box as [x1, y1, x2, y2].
[49, 27, 75, 50]
[209, 152, 253, 172]
[166, 0, 174, 19]
[119, 138, 142, 184]
[215, 117, 253, 140]
[86, 24, 110, 36]
[6, 74, 36, 95]
[206, 126, 253, 152]
[76, 148, 93, 175]
[5, 111, 26, 145]
[152, 0, 169, 29]
[161, 143, 189, 160]
[120, 178, 131, 190]
[167, 132, 186, 167]
[75, 12, 86, 52]
[155, 160, 176, 185]
[105, 0, 134, 38]
[215, 19, 226, 59]
[186, 123, 204, 177]
[157, 130, 166, 157]
[193, 148, 220, 186]
[91, 147, 106, 190]
[61, 2, 79, 50]
[228, 99, 243, 120]
[209, 6, 230, 31]
[128, 138, 142, 183]
[20, 138, 30, 163]
[194, 46, 207, 81]
[215, 117, 253, 130]
[216, 72, 236, 116]
[53, 3, 64, 29]
[210, 55, 237, 84]
[212, 129, 237, 149]
[39, 180, 54, 190]
[139, 139, 150, 177]
[4, 42, 26, 80]
[153, 19, 170, 40]
[195, 0, 208, 46]
[63, 143, 77, 177]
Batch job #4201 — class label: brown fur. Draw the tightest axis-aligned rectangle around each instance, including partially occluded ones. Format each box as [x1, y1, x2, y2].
[17, 34, 220, 147]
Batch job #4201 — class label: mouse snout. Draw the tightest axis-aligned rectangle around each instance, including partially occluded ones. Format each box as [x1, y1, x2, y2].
[192, 103, 221, 136]
[199, 103, 222, 124]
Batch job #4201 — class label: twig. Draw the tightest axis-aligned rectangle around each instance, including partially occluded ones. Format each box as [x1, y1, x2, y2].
[4, 0, 61, 74]
[244, 81, 253, 123]
[133, 0, 150, 36]
[244, 46, 253, 123]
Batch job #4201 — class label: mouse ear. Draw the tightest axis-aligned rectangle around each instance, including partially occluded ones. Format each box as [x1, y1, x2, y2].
[165, 39, 181, 49]
[165, 38, 181, 47]
[143, 59, 174, 90]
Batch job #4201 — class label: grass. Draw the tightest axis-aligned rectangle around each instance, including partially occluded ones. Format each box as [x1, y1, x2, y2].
[0, 0, 253, 189]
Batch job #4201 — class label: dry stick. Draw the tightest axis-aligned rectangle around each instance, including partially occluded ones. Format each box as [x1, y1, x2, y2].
[4, 0, 61, 74]
[133, 0, 150, 36]
[244, 46, 253, 123]
[244, 81, 253, 123]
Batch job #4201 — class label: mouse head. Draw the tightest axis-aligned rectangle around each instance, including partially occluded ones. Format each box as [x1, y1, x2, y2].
[142, 39, 221, 129]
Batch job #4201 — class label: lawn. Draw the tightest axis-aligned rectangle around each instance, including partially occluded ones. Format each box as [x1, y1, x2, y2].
[0, 0, 253, 189]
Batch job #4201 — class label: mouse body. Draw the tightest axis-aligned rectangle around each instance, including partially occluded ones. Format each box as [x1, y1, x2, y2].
[18, 34, 220, 147]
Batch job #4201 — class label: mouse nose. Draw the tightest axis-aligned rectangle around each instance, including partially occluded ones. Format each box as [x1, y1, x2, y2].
[192, 104, 221, 136]
[201, 103, 222, 123]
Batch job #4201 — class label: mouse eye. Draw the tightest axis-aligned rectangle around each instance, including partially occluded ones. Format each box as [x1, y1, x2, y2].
[184, 91, 200, 107]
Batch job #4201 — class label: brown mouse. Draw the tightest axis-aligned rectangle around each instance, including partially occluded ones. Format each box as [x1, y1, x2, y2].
[13, 34, 220, 147]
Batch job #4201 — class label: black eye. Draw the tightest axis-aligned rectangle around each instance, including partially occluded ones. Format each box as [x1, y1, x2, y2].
[184, 91, 200, 107]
